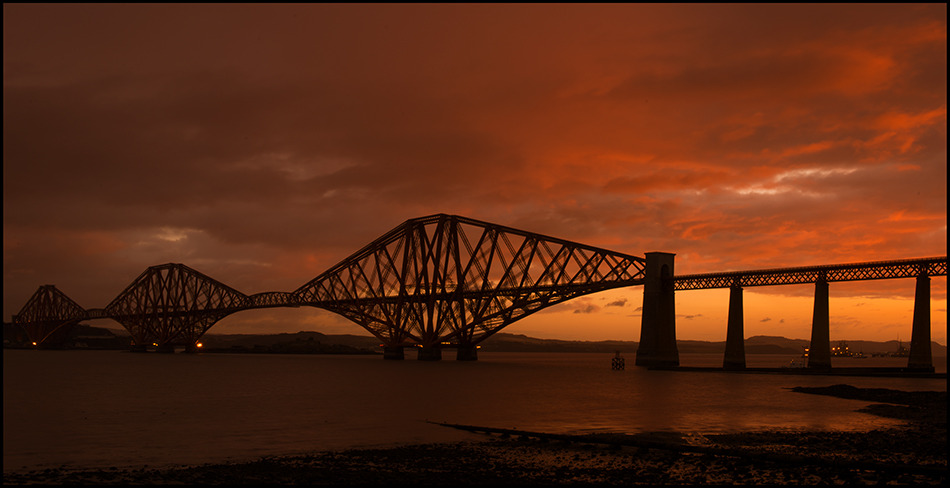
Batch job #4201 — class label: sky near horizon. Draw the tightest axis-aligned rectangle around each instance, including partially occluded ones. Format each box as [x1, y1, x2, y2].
[3, 4, 947, 344]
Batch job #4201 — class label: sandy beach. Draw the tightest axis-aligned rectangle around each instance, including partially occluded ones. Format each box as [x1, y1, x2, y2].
[3, 384, 946, 486]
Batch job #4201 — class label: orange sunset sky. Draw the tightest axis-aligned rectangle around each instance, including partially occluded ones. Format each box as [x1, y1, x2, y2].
[3, 4, 946, 344]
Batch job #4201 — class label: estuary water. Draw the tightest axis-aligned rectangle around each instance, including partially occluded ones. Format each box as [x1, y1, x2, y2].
[3, 349, 946, 472]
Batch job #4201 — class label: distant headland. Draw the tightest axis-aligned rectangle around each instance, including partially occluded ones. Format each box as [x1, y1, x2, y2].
[3, 323, 946, 356]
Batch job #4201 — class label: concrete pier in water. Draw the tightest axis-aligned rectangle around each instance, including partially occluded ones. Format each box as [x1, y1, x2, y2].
[635, 252, 679, 368]
[808, 278, 832, 369]
[908, 272, 934, 371]
[723, 285, 746, 370]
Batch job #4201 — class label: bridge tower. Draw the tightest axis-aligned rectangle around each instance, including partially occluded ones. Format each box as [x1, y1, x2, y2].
[636, 252, 679, 367]
[13, 285, 86, 348]
[294, 214, 647, 360]
[104, 264, 247, 352]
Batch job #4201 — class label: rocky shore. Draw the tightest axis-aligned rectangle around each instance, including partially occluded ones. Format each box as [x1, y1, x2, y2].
[3, 385, 946, 486]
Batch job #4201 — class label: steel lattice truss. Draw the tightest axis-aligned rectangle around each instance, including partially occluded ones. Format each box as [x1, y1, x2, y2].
[674, 257, 948, 290]
[248, 291, 298, 308]
[10, 212, 947, 351]
[293, 214, 648, 347]
[13, 285, 86, 345]
[103, 263, 248, 347]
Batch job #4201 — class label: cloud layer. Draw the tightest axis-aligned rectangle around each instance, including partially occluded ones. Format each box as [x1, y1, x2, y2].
[3, 4, 946, 341]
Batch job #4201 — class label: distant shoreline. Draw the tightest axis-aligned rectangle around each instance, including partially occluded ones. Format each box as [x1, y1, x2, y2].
[5, 324, 947, 356]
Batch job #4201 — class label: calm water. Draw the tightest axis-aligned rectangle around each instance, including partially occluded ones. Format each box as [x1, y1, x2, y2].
[3, 350, 946, 472]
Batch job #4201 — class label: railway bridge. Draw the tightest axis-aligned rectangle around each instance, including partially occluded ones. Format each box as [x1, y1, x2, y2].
[10, 214, 947, 371]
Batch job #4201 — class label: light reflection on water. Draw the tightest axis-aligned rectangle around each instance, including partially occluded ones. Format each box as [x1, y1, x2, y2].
[3, 350, 945, 472]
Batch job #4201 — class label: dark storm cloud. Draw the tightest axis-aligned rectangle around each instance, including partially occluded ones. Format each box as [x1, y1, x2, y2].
[605, 299, 628, 308]
[3, 4, 945, 338]
[573, 304, 601, 315]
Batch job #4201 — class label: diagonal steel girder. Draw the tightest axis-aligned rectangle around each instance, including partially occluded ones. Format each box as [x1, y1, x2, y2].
[104, 263, 248, 347]
[294, 214, 647, 348]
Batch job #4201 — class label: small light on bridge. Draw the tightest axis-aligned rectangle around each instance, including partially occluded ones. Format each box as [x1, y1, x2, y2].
[196, 343, 203, 348]
[31, 342, 37, 346]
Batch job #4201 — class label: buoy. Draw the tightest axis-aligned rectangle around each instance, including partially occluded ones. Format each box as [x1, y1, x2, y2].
[611, 351, 625, 370]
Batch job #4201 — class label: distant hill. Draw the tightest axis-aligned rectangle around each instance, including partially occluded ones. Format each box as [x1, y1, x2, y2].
[6, 323, 945, 356]
[476, 333, 808, 354]
[477, 333, 635, 353]
[2, 323, 128, 349]
[477, 333, 802, 354]
[476, 333, 948, 356]
[198, 330, 380, 354]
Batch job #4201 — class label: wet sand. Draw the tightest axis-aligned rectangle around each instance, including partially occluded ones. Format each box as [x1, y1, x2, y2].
[3, 384, 946, 486]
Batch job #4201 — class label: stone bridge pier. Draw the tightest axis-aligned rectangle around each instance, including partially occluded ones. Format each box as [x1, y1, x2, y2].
[635, 252, 679, 368]
[908, 271, 933, 370]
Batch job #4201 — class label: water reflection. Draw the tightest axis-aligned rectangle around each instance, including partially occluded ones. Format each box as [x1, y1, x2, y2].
[3, 350, 943, 472]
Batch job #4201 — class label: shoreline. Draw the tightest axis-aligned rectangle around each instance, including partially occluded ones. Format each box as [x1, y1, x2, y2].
[3, 385, 945, 486]
[661, 365, 946, 378]
[3, 428, 945, 486]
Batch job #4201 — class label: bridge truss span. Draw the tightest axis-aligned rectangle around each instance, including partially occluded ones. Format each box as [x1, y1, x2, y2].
[248, 291, 299, 308]
[673, 256, 948, 290]
[10, 213, 944, 369]
[12, 285, 87, 346]
[293, 214, 647, 358]
[103, 263, 249, 351]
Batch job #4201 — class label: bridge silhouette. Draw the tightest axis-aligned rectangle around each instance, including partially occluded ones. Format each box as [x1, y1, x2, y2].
[11, 214, 947, 371]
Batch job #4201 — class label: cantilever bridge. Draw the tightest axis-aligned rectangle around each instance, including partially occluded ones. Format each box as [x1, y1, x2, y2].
[10, 214, 947, 370]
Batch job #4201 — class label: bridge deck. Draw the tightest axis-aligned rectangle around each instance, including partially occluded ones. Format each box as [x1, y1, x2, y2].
[673, 257, 947, 290]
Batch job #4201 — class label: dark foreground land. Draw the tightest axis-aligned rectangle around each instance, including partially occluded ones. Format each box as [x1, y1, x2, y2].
[4, 385, 946, 486]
